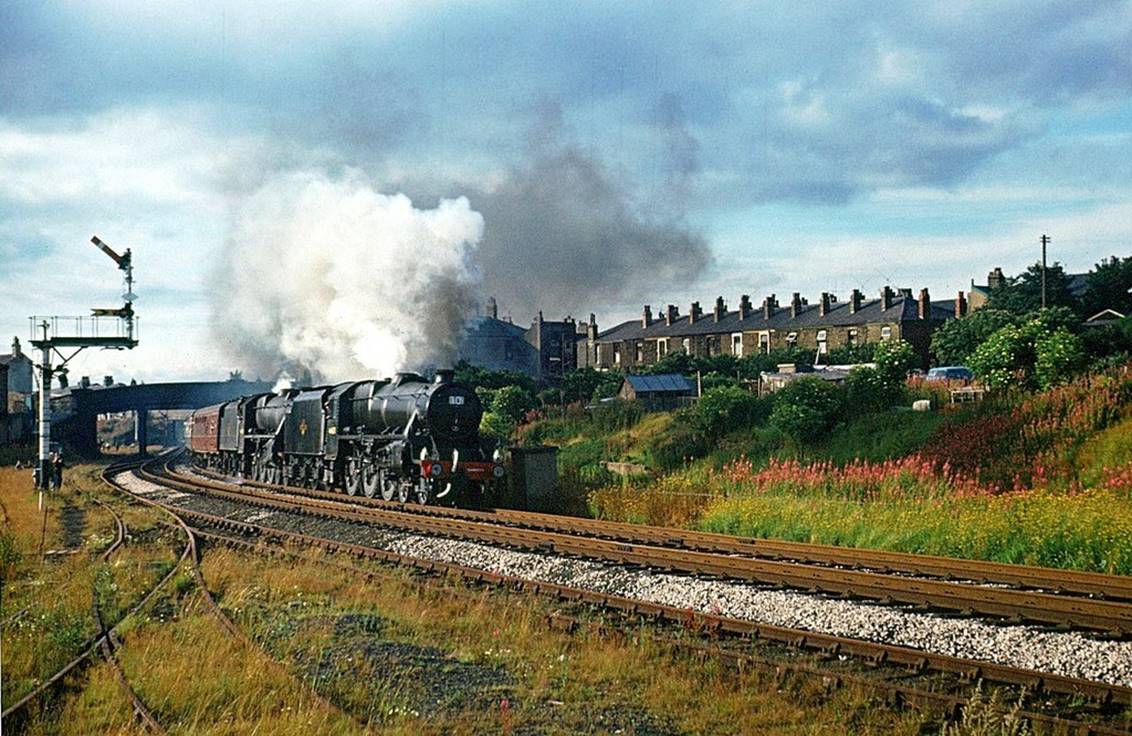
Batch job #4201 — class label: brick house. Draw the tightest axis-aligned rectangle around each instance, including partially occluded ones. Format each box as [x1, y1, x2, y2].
[592, 287, 963, 371]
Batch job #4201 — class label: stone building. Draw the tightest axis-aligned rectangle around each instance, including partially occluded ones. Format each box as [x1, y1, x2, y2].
[592, 287, 962, 371]
[1, 337, 34, 414]
[968, 266, 1089, 311]
[458, 299, 581, 382]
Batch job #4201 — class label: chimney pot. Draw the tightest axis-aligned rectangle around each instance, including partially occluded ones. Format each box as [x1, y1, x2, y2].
[880, 286, 894, 311]
[850, 289, 862, 314]
[988, 267, 1005, 290]
[713, 296, 726, 322]
[819, 292, 831, 317]
[739, 294, 752, 320]
[642, 305, 653, 328]
[918, 288, 931, 319]
[956, 290, 968, 318]
[103, 375, 114, 387]
[763, 294, 776, 320]
[689, 301, 702, 324]
[790, 292, 802, 318]
[11, 336, 20, 357]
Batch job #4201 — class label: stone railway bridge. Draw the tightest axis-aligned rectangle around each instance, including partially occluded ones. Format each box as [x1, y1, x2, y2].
[53, 379, 271, 457]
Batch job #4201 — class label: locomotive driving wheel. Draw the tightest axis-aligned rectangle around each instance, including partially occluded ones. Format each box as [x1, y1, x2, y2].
[397, 479, 412, 503]
[345, 457, 361, 496]
[380, 471, 398, 502]
[362, 464, 380, 498]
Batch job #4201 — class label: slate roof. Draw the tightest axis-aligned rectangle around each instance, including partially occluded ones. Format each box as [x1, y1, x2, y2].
[597, 296, 955, 343]
[623, 374, 694, 394]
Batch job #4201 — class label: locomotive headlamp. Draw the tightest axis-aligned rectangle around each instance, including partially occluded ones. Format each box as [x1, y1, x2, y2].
[492, 448, 503, 463]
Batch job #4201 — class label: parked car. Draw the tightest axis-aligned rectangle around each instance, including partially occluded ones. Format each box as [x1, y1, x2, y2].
[925, 366, 973, 382]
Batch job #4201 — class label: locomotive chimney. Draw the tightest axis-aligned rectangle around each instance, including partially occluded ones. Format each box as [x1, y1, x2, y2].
[434, 369, 455, 385]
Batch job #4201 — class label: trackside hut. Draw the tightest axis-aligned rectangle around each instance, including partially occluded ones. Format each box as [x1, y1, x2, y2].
[618, 374, 695, 410]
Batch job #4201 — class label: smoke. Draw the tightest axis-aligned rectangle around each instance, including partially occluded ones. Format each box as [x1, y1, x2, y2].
[466, 101, 711, 319]
[210, 170, 483, 381]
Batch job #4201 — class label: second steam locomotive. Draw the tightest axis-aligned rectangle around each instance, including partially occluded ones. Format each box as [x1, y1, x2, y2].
[187, 369, 504, 506]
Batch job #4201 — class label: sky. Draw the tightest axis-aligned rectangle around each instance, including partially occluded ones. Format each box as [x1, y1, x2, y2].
[2, 1, 1132, 382]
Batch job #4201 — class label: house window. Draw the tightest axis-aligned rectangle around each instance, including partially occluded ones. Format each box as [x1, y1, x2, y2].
[682, 338, 691, 354]
[731, 333, 743, 357]
[880, 326, 892, 341]
[657, 338, 669, 358]
[758, 332, 770, 354]
[635, 341, 643, 363]
[816, 329, 828, 355]
[614, 345, 621, 365]
[786, 331, 798, 346]
[847, 328, 859, 347]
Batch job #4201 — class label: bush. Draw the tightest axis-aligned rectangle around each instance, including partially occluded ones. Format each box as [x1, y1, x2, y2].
[874, 339, 918, 380]
[491, 385, 538, 423]
[691, 385, 769, 439]
[1034, 328, 1087, 389]
[588, 400, 644, 432]
[843, 366, 900, 415]
[479, 411, 513, 440]
[769, 376, 845, 443]
[931, 308, 1019, 366]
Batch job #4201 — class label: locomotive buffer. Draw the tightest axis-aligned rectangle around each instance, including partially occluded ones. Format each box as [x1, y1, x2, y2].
[29, 236, 139, 492]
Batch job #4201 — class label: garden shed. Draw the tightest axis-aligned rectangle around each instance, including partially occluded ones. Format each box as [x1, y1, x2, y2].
[618, 374, 695, 410]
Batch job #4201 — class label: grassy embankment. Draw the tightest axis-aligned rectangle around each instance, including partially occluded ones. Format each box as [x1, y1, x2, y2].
[1, 461, 931, 734]
[530, 366, 1132, 574]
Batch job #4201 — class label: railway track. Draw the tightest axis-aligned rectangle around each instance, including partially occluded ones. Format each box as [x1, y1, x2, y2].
[194, 463, 1132, 603]
[1, 459, 188, 731]
[114, 455, 1132, 733]
[170, 459, 1132, 636]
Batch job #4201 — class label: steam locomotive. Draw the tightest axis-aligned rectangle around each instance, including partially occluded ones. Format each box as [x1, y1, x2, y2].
[187, 369, 505, 506]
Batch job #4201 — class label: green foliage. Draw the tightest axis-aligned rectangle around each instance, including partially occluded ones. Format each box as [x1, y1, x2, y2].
[931, 308, 1019, 366]
[969, 318, 1088, 390]
[645, 416, 709, 471]
[588, 400, 644, 432]
[843, 366, 899, 414]
[873, 339, 917, 381]
[1034, 328, 1087, 389]
[453, 360, 537, 394]
[769, 376, 845, 443]
[816, 411, 943, 464]
[479, 411, 513, 440]
[1080, 315, 1132, 362]
[699, 371, 739, 391]
[490, 385, 538, 423]
[967, 323, 1035, 390]
[825, 341, 877, 365]
[691, 386, 769, 439]
[1081, 254, 1132, 317]
[985, 261, 1082, 316]
[560, 368, 607, 404]
[591, 373, 624, 401]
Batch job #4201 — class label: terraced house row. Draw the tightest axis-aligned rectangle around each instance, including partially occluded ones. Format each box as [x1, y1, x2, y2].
[580, 286, 967, 370]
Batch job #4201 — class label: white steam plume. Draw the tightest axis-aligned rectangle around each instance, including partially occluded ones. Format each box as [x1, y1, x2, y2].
[211, 170, 483, 381]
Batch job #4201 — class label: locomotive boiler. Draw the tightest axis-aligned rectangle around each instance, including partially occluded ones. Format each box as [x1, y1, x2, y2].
[188, 369, 504, 507]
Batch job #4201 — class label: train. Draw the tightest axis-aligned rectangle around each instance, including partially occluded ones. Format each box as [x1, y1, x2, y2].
[186, 369, 505, 506]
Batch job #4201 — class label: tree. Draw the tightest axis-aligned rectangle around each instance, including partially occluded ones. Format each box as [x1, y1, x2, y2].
[1081, 255, 1132, 317]
[985, 261, 1081, 316]
[931, 308, 1019, 365]
[490, 385, 538, 423]
[561, 368, 606, 404]
[769, 376, 845, 443]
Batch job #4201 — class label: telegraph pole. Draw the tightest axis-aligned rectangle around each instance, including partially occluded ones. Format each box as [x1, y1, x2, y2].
[1040, 234, 1050, 310]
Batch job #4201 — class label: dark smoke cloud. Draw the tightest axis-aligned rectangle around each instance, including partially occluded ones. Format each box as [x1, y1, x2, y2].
[462, 102, 711, 320]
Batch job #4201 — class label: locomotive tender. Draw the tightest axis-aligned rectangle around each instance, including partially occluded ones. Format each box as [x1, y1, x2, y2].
[187, 369, 505, 506]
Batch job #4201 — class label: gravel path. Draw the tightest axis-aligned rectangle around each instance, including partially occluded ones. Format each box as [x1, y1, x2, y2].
[115, 470, 1132, 688]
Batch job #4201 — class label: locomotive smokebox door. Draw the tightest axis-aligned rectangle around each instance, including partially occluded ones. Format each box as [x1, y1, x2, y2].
[507, 445, 557, 511]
